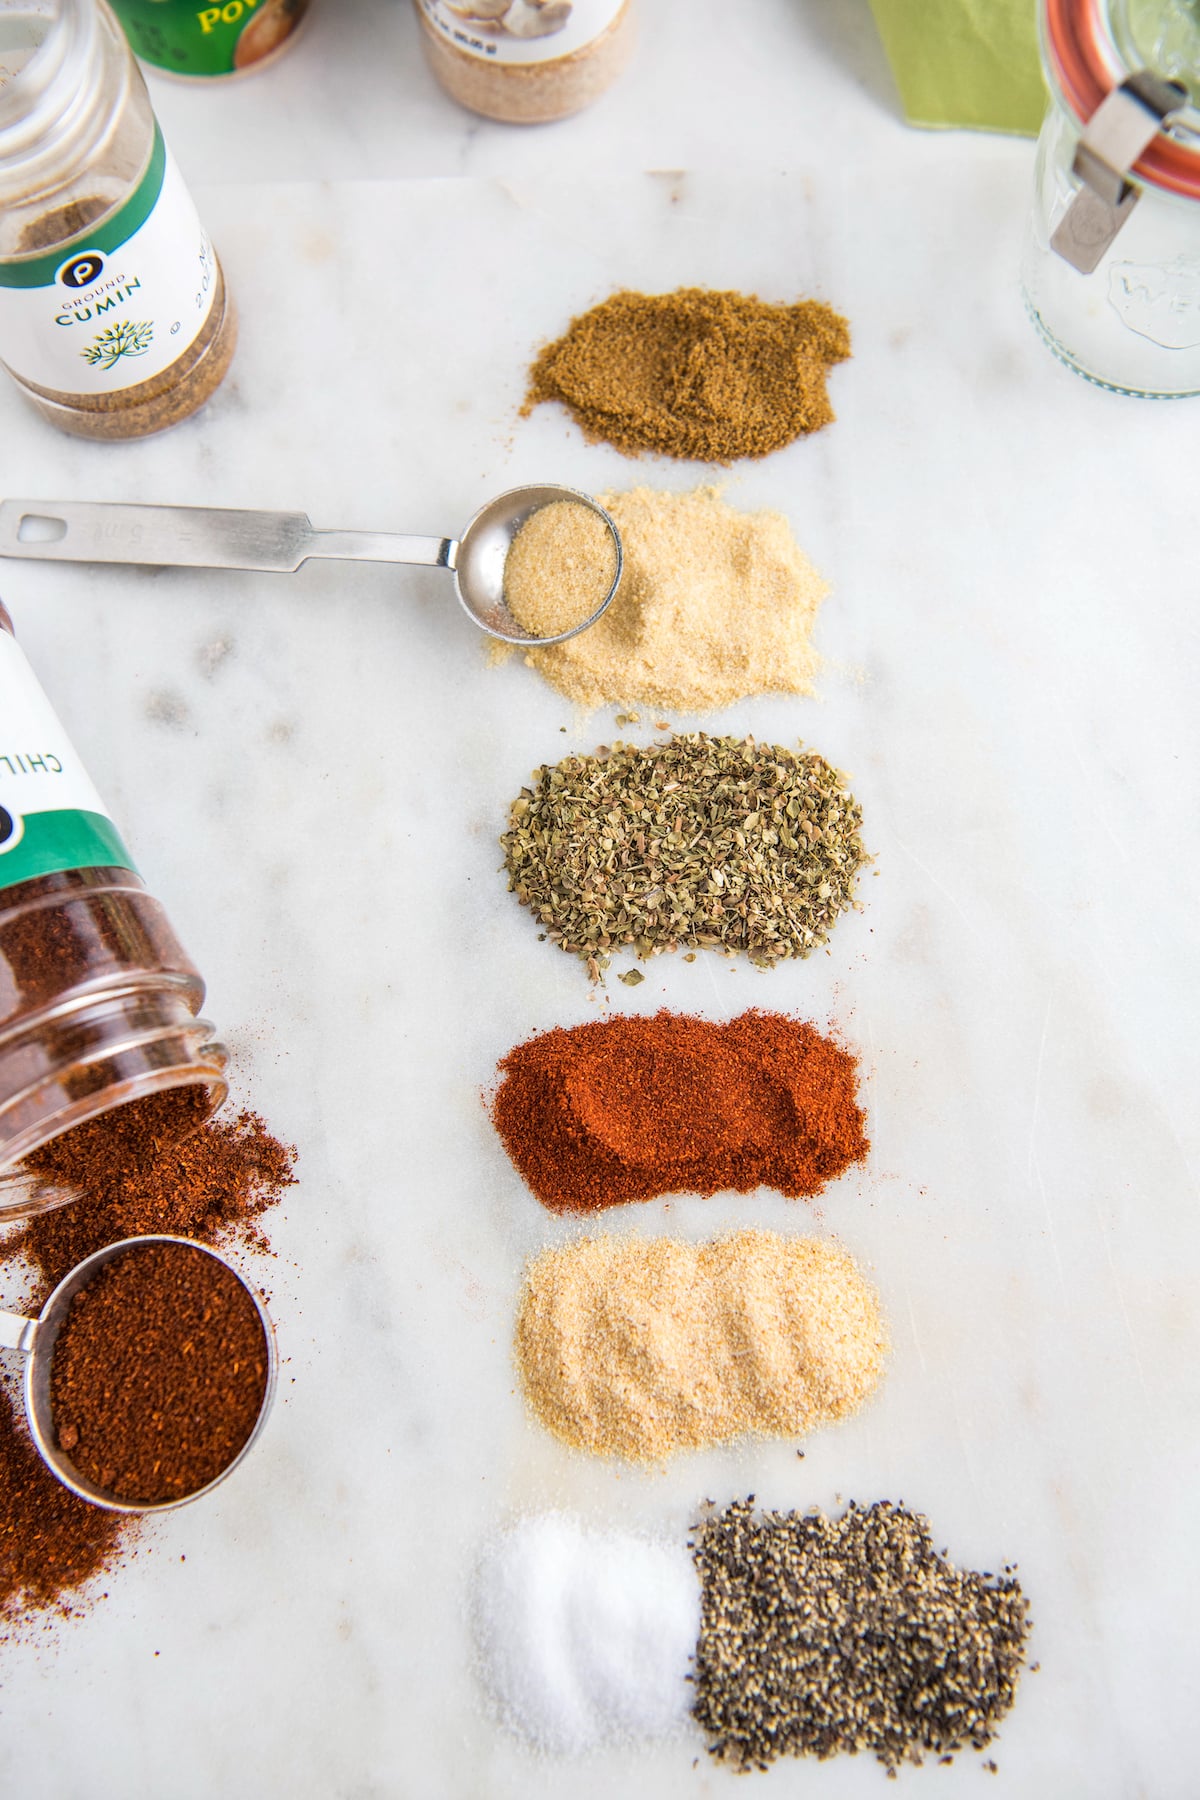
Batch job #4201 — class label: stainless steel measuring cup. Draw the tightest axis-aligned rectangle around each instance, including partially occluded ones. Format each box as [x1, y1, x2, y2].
[0, 1233, 277, 1512]
[0, 483, 624, 647]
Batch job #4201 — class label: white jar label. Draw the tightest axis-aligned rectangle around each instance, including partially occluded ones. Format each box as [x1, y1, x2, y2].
[0, 127, 218, 397]
[0, 631, 136, 891]
[418, 0, 624, 65]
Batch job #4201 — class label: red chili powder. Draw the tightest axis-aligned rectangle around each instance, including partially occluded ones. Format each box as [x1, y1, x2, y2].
[0, 1382, 130, 1630]
[50, 1242, 269, 1506]
[0, 1094, 295, 1627]
[491, 1009, 868, 1213]
[8, 1096, 296, 1305]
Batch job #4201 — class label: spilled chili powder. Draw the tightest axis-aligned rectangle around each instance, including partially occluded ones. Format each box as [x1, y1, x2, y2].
[9, 1092, 296, 1304]
[491, 1010, 868, 1213]
[0, 1090, 295, 1626]
[0, 1382, 128, 1629]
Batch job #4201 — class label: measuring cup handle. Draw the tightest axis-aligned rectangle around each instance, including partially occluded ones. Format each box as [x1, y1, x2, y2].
[303, 529, 456, 569]
[0, 1309, 37, 1354]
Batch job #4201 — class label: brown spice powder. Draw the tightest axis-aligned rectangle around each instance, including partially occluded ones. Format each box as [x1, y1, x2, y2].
[11, 1096, 296, 1306]
[523, 287, 851, 462]
[0, 1095, 293, 1627]
[50, 1241, 268, 1505]
[0, 1383, 129, 1628]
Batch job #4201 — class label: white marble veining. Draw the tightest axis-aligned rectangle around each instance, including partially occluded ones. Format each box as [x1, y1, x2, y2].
[0, 14, 1198, 1797]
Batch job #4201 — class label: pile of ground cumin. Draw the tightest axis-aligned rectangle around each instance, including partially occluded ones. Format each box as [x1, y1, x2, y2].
[522, 288, 851, 462]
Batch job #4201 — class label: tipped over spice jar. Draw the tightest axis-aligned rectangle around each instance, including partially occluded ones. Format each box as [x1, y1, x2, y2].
[0, 607, 227, 1216]
[0, 0, 236, 438]
[413, 0, 634, 123]
[502, 733, 868, 978]
[514, 1228, 887, 1462]
[523, 288, 850, 461]
[492, 1010, 868, 1213]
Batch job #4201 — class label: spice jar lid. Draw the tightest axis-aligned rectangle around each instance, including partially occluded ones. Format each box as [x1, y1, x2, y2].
[1045, 0, 1200, 199]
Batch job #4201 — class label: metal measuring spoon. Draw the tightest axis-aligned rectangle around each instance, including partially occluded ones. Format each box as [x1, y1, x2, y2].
[0, 484, 623, 648]
[0, 1234, 277, 1513]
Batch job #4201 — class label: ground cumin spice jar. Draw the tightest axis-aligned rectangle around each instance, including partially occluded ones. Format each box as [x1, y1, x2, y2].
[109, 0, 311, 80]
[413, 0, 634, 124]
[0, 0, 237, 438]
[0, 603, 227, 1222]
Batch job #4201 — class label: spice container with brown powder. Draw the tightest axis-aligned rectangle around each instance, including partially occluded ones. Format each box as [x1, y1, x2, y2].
[0, 0, 237, 438]
[0, 603, 227, 1222]
[413, 0, 634, 124]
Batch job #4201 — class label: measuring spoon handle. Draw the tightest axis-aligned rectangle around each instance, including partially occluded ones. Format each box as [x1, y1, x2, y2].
[0, 500, 455, 576]
[0, 1308, 37, 1354]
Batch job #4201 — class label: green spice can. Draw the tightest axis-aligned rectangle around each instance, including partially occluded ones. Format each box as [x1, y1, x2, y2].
[110, 0, 311, 80]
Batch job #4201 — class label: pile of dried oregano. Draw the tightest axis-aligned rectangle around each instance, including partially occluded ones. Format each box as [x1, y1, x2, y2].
[501, 733, 867, 978]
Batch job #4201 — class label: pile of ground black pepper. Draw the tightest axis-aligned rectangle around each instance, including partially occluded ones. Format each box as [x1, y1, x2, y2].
[522, 288, 852, 462]
[0, 1089, 294, 1626]
[689, 1497, 1031, 1774]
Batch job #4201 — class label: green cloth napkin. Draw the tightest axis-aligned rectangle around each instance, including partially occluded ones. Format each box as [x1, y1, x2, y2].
[868, 0, 1048, 135]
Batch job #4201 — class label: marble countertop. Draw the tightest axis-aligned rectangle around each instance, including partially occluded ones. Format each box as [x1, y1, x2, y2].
[0, 7, 1197, 1798]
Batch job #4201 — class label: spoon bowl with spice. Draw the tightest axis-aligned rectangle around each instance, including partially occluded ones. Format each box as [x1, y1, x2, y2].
[0, 484, 623, 647]
[0, 1234, 276, 1512]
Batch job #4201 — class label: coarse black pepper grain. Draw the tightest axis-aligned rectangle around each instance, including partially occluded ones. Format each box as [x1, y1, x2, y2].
[689, 1497, 1031, 1774]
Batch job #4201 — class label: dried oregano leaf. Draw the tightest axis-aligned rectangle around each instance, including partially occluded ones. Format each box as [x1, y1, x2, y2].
[500, 732, 869, 978]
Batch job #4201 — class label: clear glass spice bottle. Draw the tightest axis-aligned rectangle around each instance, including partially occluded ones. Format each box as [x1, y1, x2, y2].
[0, 602, 227, 1222]
[108, 0, 311, 81]
[0, 0, 237, 438]
[1022, 0, 1200, 396]
[412, 0, 634, 124]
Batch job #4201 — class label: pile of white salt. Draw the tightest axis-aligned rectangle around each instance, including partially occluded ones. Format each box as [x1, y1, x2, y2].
[471, 1512, 699, 1754]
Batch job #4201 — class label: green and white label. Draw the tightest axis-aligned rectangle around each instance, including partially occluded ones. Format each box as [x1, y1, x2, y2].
[418, 0, 624, 65]
[110, 0, 308, 77]
[0, 632, 136, 893]
[0, 127, 217, 395]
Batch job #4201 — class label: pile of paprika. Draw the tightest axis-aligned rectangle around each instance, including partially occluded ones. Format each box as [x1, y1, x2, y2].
[491, 1010, 868, 1214]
